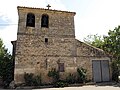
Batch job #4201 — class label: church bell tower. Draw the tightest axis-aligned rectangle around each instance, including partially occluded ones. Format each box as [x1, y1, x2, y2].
[14, 6, 76, 84]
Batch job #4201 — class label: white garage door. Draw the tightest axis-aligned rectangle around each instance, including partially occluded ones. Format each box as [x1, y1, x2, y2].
[92, 60, 110, 82]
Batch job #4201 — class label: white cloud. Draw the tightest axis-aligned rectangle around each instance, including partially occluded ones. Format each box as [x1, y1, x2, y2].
[0, 25, 17, 53]
[75, 0, 120, 41]
[0, 0, 17, 23]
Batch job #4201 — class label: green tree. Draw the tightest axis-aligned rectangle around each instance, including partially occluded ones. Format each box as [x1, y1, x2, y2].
[103, 26, 120, 59]
[103, 26, 120, 81]
[83, 34, 104, 49]
[0, 39, 14, 87]
[83, 26, 120, 81]
[84, 26, 120, 59]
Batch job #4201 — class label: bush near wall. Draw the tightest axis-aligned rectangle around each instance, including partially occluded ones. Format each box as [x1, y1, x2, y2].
[24, 73, 41, 86]
[66, 73, 77, 84]
[77, 68, 87, 83]
[23, 67, 87, 87]
[47, 68, 87, 87]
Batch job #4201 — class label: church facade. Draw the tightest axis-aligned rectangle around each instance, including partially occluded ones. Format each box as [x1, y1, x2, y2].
[12, 6, 111, 84]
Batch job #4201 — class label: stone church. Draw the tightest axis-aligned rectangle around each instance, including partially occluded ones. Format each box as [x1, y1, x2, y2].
[12, 6, 111, 84]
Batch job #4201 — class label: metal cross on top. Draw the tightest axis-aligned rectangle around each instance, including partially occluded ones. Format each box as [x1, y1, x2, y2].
[46, 4, 51, 9]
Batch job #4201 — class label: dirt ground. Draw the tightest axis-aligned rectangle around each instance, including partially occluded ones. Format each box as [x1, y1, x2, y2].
[34, 85, 120, 90]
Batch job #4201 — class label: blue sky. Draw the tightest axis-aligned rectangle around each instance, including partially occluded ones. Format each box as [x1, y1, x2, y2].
[0, 0, 120, 53]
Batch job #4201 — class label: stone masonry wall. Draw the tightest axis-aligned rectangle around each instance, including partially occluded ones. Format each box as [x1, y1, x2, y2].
[14, 7, 76, 84]
[76, 40, 111, 81]
[14, 6, 111, 84]
[17, 7, 75, 37]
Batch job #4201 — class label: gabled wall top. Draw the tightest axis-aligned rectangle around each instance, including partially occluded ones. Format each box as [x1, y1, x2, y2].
[17, 6, 76, 16]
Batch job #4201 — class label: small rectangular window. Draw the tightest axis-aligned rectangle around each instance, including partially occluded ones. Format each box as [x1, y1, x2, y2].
[45, 38, 48, 43]
[58, 63, 64, 72]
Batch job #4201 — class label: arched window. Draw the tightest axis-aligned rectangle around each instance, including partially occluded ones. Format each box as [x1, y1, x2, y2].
[26, 13, 35, 27]
[41, 14, 49, 28]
